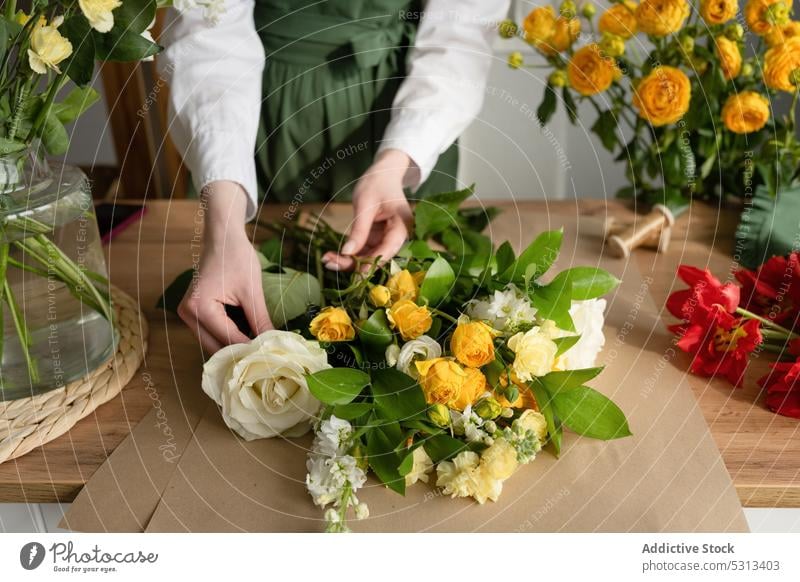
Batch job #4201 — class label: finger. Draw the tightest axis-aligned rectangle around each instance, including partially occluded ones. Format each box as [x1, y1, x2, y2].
[341, 199, 378, 256]
[323, 254, 355, 271]
[201, 302, 250, 346]
[197, 324, 224, 355]
[363, 217, 409, 266]
[239, 287, 273, 335]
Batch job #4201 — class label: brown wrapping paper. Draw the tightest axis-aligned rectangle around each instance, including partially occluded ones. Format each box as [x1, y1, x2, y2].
[63, 213, 748, 532]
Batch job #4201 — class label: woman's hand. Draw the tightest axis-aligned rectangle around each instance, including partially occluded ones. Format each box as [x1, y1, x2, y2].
[323, 149, 415, 271]
[178, 181, 272, 354]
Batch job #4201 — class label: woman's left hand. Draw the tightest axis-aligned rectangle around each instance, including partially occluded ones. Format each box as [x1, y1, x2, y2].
[322, 149, 415, 271]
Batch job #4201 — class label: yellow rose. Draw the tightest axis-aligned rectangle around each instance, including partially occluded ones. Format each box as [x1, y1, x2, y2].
[633, 66, 691, 126]
[27, 21, 72, 75]
[516, 409, 549, 442]
[415, 358, 468, 407]
[387, 299, 432, 340]
[386, 269, 420, 303]
[636, 0, 690, 37]
[567, 44, 619, 96]
[745, 0, 789, 36]
[715, 36, 742, 80]
[700, 0, 738, 25]
[598, 2, 638, 39]
[763, 37, 800, 91]
[765, 21, 800, 46]
[722, 92, 771, 134]
[451, 321, 495, 368]
[480, 438, 519, 481]
[309, 306, 355, 342]
[507, 326, 559, 382]
[539, 16, 581, 55]
[79, 0, 123, 33]
[369, 285, 391, 307]
[456, 367, 488, 410]
[523, 6, 557, 45]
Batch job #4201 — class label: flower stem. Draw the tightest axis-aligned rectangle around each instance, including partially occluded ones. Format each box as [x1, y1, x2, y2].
[736, 307, 800, 339]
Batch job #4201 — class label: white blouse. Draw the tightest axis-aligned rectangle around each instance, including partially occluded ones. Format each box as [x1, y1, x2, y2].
[158, 0, 510, 220]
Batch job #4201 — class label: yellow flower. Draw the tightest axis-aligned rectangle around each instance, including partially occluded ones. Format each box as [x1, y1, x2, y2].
[516, 409, 549, 442]
[745, 0, 789, 36]
[309, 307, 355, 342]
[387, 299, 432, 340]
[507, 326, 559, 382]
[599, 2, 638, 39]
[721, 92, 771, 134]
[567, 44, 619, 96]
[404, 447, 434, 486]
[451, 321, 495, 368]
[539, 16, 581, 55]
[369, 285, 391, 307]
[386, 269, 420, 303]
[508, 51, 524, 69]
[27, 22, 73, 75]
[600, 32, 626, 58]
[79, 0, 123, 33]
[715, 36, 742, 80]
[765, 21, 800, 46]
[480, 438, 519, 481]
[633, 66, 691, 126]
[764, 37, 800, 91]
[549, 69, 568, 87]
[581, 2, 597, 19]
[415, 358, 468, 407]
[700, 0, 738, 25]
[523, 6, 557, 45]
[636, 0, 690, 37]
[456, 367, 488, 410]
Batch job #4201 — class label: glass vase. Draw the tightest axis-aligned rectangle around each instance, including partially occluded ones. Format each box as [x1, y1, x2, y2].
[0, 146, 116, 401]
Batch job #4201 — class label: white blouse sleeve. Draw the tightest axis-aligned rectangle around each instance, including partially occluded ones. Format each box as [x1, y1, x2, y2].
[157, 0, 264, 220]
[379, 0, 511, 187]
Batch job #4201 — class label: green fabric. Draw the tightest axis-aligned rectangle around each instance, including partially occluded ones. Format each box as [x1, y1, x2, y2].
[253, 0, 458, 203]
[735, 185, 800, 269]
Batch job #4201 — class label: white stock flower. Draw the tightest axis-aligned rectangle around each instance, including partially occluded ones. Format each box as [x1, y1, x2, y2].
[385, 344, 400, 367]
[405, 447, 434, 486]
[396, 335, 442, 378]
[306, 455, 366, 507]
[202, 330, 330, 440]
[451, 405, 489, 443]
[560, 299, 607, 369]
[466, 284, 537, 332]
[313, 416, 353, 457]
[436, 451, 481, 499]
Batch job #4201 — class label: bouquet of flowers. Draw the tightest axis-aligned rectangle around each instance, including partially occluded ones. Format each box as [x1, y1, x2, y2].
[500, 1, 800, 213]
[185, 188, 631, 532]
[667, 255, 800, 419]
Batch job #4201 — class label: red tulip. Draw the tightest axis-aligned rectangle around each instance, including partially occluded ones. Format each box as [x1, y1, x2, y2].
[667, 265, 740, 324]
[735, 252, 800, 327]
[758, 359, 800, 419]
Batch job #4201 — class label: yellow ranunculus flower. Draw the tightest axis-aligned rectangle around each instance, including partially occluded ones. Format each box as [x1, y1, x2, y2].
[387, 299, 432, 340]
[600, 32, 626, 58]
[309, 306, 355, 342]
[480, 438, 519, 481]
[598, 1, 638, 39]
[765, 21, 800, 46]
[27, 22, 73, 75]
[451, 321, 495, 368]
[632, 66, 691, 126]
[79, 0, 123, 33]
[700, 0, 738, 25]
[721, 92, 770, 134]
[369, 285, 391, 307]
[386, 269, 420, 303]
[415, 358, 467, 408]
[636, 0, 690, 37]
[763, 37, 800, 91]
[507, 326, 559, 382]
[539, 16, 581, 55]
[456, 367, 488, 410]
[523, 6, 557, 45]
[567, 44, 619, 96]
[745, 0, 789, 36]
[714, 36, 742, 80]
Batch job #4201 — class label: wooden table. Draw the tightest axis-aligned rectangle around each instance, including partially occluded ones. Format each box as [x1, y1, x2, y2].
[1, 199, 798, 507]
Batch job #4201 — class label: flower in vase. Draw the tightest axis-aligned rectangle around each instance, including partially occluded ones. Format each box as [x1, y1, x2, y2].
[632, 66, 691, 126]
[635, 0, 690, 37]
[667, 265, 741, 326]
[714, 36, 742, 80]
[675, 305, 762, 386]
[700, 0, 738, 25]
[79, 0, 123, 33]
[567, 44, 620, 96]
[309, 306, 355, 342]
[722, 91, 770, 134]
[758, 360, 800, 419]
[734, 253, 800, 325]
[763, 37, 800, 92]
[27, 20, 73, 75]
[598, 1, 638, 39]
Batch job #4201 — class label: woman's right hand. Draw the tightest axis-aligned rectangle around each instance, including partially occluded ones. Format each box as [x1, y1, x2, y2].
[178, 181, 273, 354]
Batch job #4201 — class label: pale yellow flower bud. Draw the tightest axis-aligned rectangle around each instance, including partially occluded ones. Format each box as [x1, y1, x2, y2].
[474, 397, 503, 420]
[508, 51, 524, 69]
[549, 69, 568, 87]
[561, 0, 578, 19]
[725, 22, 744, 41]
[600, 32, 625, 58]
[581, 2, 596, 18]
[427, 403, 451, 427]
[498, 19, 518, 39]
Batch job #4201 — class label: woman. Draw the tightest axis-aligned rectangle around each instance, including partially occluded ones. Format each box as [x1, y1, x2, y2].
[159, 0, 509, 353]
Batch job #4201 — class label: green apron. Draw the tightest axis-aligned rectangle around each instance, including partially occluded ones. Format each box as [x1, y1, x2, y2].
[253, 0, 458, 203]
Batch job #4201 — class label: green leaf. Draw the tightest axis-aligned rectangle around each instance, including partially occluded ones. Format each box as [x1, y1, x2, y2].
[562, 86, 578, 125]
[52, 86, 100, 124]
[41, 114, 69, 156]
[528, 381, 561, 456]
[367, 426, 406, 494]
[112, 0, 157, 34]
[535, 367, 604, 393]
[500, 229, 563, 283]
[306, 368, 370, 406]
[357, 309, 393, 352]
[550, 266, 620, 300]
[398, 449, 416, 476]
[553, 334, 580, 357]
[60, 15, 95, 86]
[551, 385, 631, 440]
[94, 27, 161, 62]
[423, 434, 468, 463]
[156, 268, 193, 313]
[397, 240, 437, 260]
[530, 279, 574, 331]
[494, 241, 515, 275]
[0, 137, 26, 155]
[591, 109, 619, 151]
[371, 368, 427, 421]
[331, 402, 373, 420]
[537, 84, 557, 126]
[261, 269, 321, 328]
[419, 255, 455, 306]
[414, 185, 474, 239]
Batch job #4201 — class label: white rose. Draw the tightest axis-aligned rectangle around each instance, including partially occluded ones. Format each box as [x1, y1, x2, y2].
[561, 299, 607, 369]
[507, 325, 558, 381]
[396, 335, 442, 378]
[202, 330, 330, 440]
